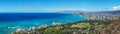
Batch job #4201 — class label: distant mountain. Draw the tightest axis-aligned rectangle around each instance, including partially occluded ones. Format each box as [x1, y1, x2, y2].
[58, 10, 91, 14]
[96, 10, 120, 14]
[57, 10, 120, 15]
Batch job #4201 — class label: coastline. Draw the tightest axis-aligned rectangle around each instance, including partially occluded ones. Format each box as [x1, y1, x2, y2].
[0, 13, 88, 34]
[12, 19, 114, 34]
[11, 12, 120, 34]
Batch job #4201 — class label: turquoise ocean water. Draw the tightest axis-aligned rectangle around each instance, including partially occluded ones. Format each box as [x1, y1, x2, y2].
[0, 13, 88, 34]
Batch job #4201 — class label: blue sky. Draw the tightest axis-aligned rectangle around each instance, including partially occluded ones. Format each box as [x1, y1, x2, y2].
[0, 0, 120, 12]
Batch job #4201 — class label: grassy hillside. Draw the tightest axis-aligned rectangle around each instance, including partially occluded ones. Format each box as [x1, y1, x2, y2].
[12, 19, 114, 34]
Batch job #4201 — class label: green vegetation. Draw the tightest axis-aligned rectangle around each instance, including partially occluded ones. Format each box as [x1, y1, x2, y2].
[71, 23, 91, 28]
[12, 20, 114, 34]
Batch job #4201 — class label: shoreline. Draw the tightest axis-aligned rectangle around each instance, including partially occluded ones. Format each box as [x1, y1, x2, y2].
[0, 13, 88, 34]
[12, 19, 114, 34]
[11, 15, 89, 34]
[11, 13, 120, 34]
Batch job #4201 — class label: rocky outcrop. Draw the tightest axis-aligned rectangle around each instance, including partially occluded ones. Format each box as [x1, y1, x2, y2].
[100, 17, 120, 34]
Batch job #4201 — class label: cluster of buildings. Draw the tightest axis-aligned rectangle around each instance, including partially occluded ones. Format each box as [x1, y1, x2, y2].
[81, 12, 120, 20]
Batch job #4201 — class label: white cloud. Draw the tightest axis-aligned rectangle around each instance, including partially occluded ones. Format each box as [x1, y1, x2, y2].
[0, 8, 88, 12]
[110, 6, 120, 11]
[41, 8, 87, 11]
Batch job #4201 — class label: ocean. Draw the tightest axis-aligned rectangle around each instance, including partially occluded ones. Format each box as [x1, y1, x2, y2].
[0, 13, 88, 34]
